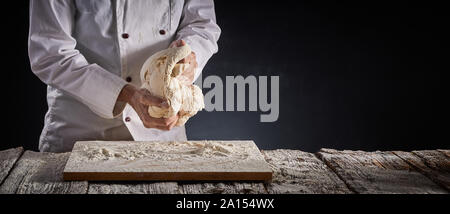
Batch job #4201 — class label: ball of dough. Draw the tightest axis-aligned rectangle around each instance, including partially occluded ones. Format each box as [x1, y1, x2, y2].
[140, 44, 204, 126]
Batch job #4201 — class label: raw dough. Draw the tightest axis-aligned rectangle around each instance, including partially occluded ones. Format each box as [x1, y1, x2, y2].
[140, 44, 204, 126]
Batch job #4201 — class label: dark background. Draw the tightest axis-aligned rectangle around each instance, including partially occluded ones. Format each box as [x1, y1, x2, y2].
[2, 1, 448, 152]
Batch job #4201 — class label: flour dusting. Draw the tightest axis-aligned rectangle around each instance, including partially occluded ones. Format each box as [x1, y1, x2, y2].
[82, 141, 250, 161]
[64, 141, 269, 173]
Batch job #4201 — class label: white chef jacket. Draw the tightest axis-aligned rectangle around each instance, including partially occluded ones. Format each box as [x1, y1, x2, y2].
[28, 0, 221, 152]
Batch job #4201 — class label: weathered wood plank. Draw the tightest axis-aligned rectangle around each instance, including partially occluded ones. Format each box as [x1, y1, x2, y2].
[0, 147, 23, 185]
[393, 151, 450, 191]
[412, 150, 450, 172]
[89, 181, 267, 194]
[261, 149, 352, 194]
[437, 149, 450, 158]
[179, 182, 267, 194]
[88, 182, 180, 194]
[0, 151, 88, 194]
[317, 149, 448, 194]
[1, 147, 448, 194]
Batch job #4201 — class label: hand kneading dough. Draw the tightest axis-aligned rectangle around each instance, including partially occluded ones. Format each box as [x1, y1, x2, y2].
[140, 44, 204, 126]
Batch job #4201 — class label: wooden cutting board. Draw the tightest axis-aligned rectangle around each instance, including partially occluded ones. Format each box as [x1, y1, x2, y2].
[63, 140, 272, 182]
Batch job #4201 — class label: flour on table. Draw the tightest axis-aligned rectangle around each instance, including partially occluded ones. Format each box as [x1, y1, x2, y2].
[140, 44, 204, 126]
[64, 141, 270, 173]
[82, 141, 250, 161]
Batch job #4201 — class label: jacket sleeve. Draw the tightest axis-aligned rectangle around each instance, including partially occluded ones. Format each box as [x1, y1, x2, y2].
[175, 0, 221, 82]
[28, 0, 128, 119]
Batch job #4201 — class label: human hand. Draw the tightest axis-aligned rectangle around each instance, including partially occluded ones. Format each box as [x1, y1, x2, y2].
[118, 84, 179, 130]
[169, 40, 197, 85]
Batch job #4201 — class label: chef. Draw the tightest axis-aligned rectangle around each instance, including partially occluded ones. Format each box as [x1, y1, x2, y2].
[28, 0, 221, 152]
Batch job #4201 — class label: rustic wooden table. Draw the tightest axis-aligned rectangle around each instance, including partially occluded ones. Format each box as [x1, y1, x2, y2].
[0, 147, 448, 194]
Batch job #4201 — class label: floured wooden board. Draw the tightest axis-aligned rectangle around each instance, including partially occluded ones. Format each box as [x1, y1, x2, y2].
[63, 140, 272, 182]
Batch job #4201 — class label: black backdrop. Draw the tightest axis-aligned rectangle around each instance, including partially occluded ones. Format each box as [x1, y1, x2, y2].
[2, 1, 448, 152]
